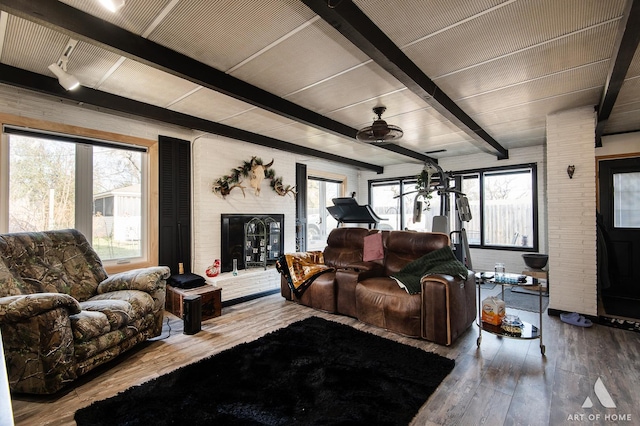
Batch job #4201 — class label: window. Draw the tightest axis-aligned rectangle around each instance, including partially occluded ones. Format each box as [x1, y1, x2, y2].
[3, 128, 147, 263]
[368, 164, 538, 251]
[370, 180, 400, 230]
[369, 177, 454, 232]
[613, 171, 640, 228]
[306, 177, 341, 250]
[457, 164, 537, 250]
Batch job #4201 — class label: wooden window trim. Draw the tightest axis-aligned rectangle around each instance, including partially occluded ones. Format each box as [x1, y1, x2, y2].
[0, 113, 159, 274]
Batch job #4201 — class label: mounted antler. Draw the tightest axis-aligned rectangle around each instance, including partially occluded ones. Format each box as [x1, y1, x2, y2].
[272, 179, 296, 198]
[212, 181, 246, 199]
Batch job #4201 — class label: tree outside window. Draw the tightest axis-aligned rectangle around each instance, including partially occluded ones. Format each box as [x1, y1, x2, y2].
[7, 134, 144, 261]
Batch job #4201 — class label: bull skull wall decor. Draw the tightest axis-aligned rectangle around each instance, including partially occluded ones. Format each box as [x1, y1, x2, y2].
[249, 157, 273, 195]
[212, 156, 296, 199]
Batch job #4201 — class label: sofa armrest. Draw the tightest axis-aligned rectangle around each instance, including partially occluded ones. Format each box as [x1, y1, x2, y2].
[420, 271, 476, 346]
[0, 300, 77, 394]
[97, 266, 171, 294]
[97, 266, 170, 337]
[0, 293, 81, 323]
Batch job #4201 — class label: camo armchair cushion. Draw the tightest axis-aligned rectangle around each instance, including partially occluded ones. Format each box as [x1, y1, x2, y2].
[98, 266, 171, 295]
[0, 229, 108, 301]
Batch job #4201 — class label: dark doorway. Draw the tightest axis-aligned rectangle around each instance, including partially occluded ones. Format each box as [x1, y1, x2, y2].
[598, 156, 640, 319]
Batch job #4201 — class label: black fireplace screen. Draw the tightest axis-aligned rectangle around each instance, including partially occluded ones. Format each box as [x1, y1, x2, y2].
[220, 214, 284, 273]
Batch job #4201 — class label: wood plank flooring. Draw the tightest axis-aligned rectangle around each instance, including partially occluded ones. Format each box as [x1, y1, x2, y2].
[8, 293, 640, 425]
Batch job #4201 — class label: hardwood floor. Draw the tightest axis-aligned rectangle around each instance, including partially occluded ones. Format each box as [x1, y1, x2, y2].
[9, 293, 640, 425]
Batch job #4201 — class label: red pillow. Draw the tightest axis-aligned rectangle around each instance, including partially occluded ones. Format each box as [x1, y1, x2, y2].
[363, 232, 384, 261]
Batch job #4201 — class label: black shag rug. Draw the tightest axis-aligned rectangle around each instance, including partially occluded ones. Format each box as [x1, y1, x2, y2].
[75, 316, 454, 425]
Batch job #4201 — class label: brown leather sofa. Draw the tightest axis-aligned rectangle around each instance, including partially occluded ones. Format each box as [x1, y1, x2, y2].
[280, 228, 476, 346]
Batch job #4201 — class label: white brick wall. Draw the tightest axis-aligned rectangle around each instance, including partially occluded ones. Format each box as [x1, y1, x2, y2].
[192, 136, 360, 302]
[191, 135, 297, 300]
[546, 106, 597, 315]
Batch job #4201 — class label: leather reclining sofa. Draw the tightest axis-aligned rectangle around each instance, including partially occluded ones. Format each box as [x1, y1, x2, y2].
[280, 227, 476, 346]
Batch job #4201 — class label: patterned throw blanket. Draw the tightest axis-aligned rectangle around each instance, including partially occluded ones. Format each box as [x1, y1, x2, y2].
[276, 251, 335, 297]
[391, 246, 469, 295]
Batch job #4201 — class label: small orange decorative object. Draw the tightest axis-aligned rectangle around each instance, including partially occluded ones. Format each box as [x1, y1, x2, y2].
[206, 259, 221, 277]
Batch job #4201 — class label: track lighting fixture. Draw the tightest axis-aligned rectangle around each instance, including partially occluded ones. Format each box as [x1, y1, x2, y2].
[98, 0, 125, 12]
[49, 39, 80, 91]
[48, 63, 80, 91]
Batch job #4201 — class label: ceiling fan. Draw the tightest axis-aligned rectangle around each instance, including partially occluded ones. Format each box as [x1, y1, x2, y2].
[356, 106, 403, 145]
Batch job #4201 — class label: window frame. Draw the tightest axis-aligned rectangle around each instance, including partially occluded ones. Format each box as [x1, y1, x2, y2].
[368, 174, 452, 231]
[368, 163, 538, 252]
[454, 163, 538, 251]
[305, 171, 346, 251]
[0, 113, 159, 274]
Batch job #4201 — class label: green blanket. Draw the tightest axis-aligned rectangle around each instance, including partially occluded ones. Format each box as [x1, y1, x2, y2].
[391, 246, 469, 295]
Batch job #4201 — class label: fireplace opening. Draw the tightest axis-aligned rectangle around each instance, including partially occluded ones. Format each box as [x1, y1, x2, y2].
[220, 214, 284, 273]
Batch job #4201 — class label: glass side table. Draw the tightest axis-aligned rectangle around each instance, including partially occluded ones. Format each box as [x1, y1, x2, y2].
[475, 272, 546, 355]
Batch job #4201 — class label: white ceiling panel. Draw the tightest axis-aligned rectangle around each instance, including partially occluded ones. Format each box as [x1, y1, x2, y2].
[434, 20, 618, 99]
[485, 121, 547, 144]
[328, 89, 431, 129]
[229, 19, 370, 97]
[473, 87, 602, 127]
[1, 15, 68, 74]
[218, 107, 305, 136]
[168, 86, 257, 123]
[401, 133, 481, 158]
[401, 0, 625, 78]
[456, 61, 609, 114]
[285, 61, 405, 115]
[97, 59, 200, 107]
[604, 107, 640, 134]
[625, 44, 640, 77]
[59, 0, 172, 36]
[354, 0, 507, 48]
[148, 0, 315, 72]
[258, 122, 328, 143]
[611, 76, 640, 106]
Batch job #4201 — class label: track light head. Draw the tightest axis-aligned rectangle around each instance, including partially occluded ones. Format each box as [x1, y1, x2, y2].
[48, 63, 80, 90]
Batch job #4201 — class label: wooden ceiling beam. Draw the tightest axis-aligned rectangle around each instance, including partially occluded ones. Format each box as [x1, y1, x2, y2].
[596, 0, 640, 147]
[301, 0, 509, 160]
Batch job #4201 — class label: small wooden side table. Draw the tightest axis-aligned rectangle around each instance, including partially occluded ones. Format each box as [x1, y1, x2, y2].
[166, 284, 222, 321]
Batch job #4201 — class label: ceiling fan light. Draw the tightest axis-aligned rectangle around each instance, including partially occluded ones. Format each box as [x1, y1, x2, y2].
[98, 0, 125, 12]
[356, 108, 403, 144]
[371, 119, 390, 138]
[48, 63, 80, 90]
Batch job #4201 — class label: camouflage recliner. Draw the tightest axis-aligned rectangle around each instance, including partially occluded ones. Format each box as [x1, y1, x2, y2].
[0, 229, 170, 394]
